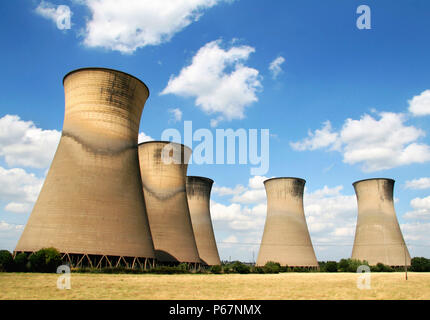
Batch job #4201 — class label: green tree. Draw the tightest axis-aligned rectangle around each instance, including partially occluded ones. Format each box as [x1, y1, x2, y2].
[338, 259, 350, 272]
[231, 261, 250, 274]
[325, 261, 338, 272]
[210, 265, 222, 274]
[263, 261, 281, 274]
[13, 253, 29, 272]
[0, 250, 14, 272]
[29, 248, 62, 273]
[410, 257, 430, 272]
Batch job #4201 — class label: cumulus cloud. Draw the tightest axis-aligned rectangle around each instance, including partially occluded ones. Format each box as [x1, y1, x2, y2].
[291, 112, 430, 172]
[212, 184, 247, 197]
[409, 90, 430, 116]
[35, 1, 72, 30]
[304, 186, 357, 238]
[138, 132, 154, 144]
[290, 121, 340, 152]
[0, 166, 44, 214]
[81, 0, 229, 53]
[404, 196, 430, 220]
[401, 222, 430, 244]
[405, 177, 430, 190]
[268, 56, 285, 79]
[0, 221, 25, 252]
[0, 115, 61, 169]
[161, 40, 262, 126]
[168, 108, 183, 123]
[214, 175, 269, 204]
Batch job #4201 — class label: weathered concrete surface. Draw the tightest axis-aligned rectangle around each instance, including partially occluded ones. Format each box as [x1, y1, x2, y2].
[15, 68, 155, 259]
[186, 176, 221, 266]
[257, 178, 318, 267]
[352, 178, 411, 266]
[138, 142, 200, 263]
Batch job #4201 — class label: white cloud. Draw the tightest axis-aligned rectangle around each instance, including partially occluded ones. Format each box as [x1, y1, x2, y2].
[35, 1, 72, 30]
[81, 0, 228, 54]
[0, 221, 24, 232]
[161, 39, 262, 126]
[138, 132, 154, 144]
[212, 184, 246, 196]
[214, 175, 269, 204]
[0, 221, 25, 252]
[291, 112, 430, 172]
[409, 90, 430, 116]
[268, 56, 285, 79]
[404, 196, 430, 220]
[405, 177, 430, 190]
[290, 121, 340, 151]
[4, 202, 33, 214]
[0, 115, 61, 169]
[304, 185, 357, 236]
[401, 223, 430, 257]
[0, 166, 44, 214]
[168, 108, 183, 123]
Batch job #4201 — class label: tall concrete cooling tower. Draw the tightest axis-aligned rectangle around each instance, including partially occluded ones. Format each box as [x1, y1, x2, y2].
[138, 141, 201, 264]
[15, 68, 155, 268]
[257, 178, 318, 268]
[186, 176, 221, 266]
[351, 178, 411, 266]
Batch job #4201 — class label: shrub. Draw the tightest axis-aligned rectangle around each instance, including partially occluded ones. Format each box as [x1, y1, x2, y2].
[337, 258, 369, 272]
[231, 261, 250, 274]
[253, 266, 265, 274]
[325, 261, 338, 272]
[372, 262, 394, 272]
[13, 253, 29, 272]
[29, 248, 62, 273]
[178, 263, 189, 271]
[150, 266, 189, 274]
[338, 259, 350, 272]
[263, 261, 281, 274]
[347, 259, 369, 272]
[410, 257, 430, 272]
[411, 257, 430, 272]
[210, 265, 222, 274]
[0, 250, 14, 272]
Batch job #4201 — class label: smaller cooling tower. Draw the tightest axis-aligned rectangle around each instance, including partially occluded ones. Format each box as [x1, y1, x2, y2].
[138, 141, 201, 264]
[257, 177, 318, 267]
[351, 178, 411, 266]
[186, 176, 221, 266]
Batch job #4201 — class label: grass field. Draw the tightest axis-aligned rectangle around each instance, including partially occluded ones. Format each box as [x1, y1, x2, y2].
[1, 272, 429, 300]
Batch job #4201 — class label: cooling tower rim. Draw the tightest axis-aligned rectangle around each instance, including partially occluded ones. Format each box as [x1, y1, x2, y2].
[263, 177, 306, 184]
[138, 140, 192, 152]
[63, 67, 150, 97]
[352, 178, 395, 186]
[187, 176, 214, 184]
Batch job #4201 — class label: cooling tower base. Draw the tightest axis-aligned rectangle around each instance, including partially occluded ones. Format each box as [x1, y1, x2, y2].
[14, 251, 156, 270]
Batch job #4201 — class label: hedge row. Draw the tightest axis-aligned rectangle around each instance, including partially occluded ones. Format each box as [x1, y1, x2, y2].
[0, 248, 62, 273]
[2, 248, 430, 274]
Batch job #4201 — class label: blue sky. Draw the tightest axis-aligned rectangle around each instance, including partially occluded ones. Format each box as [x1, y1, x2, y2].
[1, 0, 430, 262]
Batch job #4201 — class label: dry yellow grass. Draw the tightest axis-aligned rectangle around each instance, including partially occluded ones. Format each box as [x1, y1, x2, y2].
[0, 272, 429, 300]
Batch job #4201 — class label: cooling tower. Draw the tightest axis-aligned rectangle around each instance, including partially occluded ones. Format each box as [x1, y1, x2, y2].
[138, 141, 201, 264]
[186, 176, 221, 266]
[15, 68, 155, 268]
[351, 178, 411, 266]
[257, 178, 318, 267]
